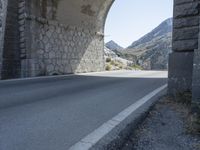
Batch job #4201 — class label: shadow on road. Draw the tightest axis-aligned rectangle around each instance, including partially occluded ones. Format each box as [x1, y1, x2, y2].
[0, 74, 167, 110]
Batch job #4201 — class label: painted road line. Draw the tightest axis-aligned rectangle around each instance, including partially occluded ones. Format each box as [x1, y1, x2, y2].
[69, 84, 167, 150]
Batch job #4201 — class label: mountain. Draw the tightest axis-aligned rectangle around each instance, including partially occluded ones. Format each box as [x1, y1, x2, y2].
[104, 46, 118, 58]
[120, 18, 172, 70]
[105, 40, 124, 51]
[128, 18, 172, 49]
[104, 46, 134, 71]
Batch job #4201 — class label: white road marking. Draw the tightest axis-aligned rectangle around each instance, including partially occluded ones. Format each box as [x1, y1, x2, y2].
[69, 84, 167, 150]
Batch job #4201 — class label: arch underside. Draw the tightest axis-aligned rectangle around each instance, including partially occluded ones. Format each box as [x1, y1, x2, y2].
[16, 0, 114, 77]
[0, 0, 114, 78]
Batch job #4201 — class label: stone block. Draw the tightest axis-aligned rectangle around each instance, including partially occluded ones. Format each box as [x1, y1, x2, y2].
[174, 16, 199, 29]
[173, 39, 198, 51]
[174, 2, 199, 18]
[173, 27, 199, 41]
[174, 0, 195, 5]
[168, 51, 194, 95]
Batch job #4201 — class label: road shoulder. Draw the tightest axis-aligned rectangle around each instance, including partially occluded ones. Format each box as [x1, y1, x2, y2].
[121, 96, 200, 150]
[69, 84, 167, 150]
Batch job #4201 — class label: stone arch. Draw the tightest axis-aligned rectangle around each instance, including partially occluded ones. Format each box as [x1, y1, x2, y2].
[17, 0, 114, 78]
[0, 0, 199, 99]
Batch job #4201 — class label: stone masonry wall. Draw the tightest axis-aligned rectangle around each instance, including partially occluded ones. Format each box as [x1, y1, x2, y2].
[168, 0, 200, 95]
[21, 15, 104, 77]
[1, 0, 21, 79]
[173, 0, 200, 51]
[0, 0, 8, 79]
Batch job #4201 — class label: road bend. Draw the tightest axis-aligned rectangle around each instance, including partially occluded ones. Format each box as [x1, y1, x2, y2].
[0, 70, 167, 150]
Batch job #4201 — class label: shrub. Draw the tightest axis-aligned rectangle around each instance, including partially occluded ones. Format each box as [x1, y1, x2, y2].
[119, 65, 123, 69]
[132, 64, 143, 70]
[105, 64, 111, 71]
[106, 57, 112, 62]
[110, 60, 115, 65]
[126, 66, 133, 70]
[114, 62, 119, 67]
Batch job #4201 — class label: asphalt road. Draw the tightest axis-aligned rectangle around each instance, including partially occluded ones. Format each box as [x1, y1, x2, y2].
[0, 71, 167, 150]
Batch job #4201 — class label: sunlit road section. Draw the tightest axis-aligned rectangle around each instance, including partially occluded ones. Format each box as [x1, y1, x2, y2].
[0, 70, 167, 150]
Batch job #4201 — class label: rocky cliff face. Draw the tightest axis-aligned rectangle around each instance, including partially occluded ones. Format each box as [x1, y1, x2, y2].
[120, 18, 172, 70]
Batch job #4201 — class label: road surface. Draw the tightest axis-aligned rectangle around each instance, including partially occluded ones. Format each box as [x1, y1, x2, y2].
[0, 71, 167, 150]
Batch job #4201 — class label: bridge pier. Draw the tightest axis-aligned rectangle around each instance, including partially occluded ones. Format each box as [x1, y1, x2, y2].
[0, 0, 8, 79]
[168, 0, 200, 97]
[1, 0, 21, 79]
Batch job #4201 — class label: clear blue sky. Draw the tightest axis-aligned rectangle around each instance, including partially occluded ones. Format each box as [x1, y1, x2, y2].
[105, 0, 173, 48]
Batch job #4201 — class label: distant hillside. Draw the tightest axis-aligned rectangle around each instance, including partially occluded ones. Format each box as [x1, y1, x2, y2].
[104, 46, 134, 71]
[105, 40, 124, 51]
[120, 18, 172, 70]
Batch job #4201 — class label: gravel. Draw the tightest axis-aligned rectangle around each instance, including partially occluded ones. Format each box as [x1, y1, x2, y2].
[121, 97, 200, 150]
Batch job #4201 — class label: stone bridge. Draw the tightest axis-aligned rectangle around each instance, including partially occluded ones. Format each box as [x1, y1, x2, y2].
[0, 0, 199, 106]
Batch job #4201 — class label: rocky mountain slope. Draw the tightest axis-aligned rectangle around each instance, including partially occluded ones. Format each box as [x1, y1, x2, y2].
[104, 46, 118, 58]
[105, 40, 124, 51]
[104, 46, 134, 71]
[119, 18, 172, 70]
